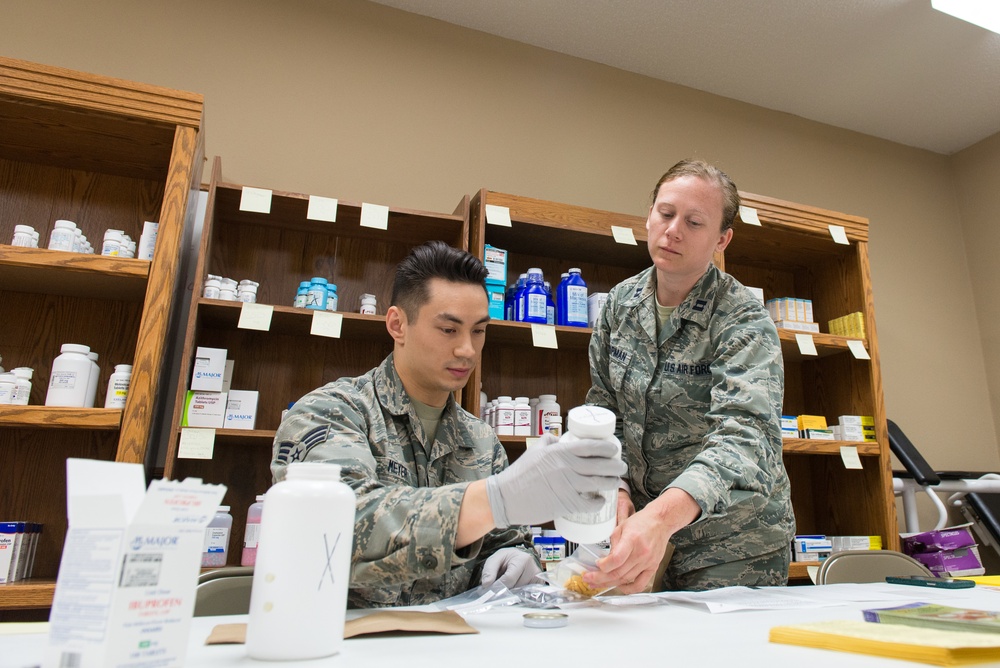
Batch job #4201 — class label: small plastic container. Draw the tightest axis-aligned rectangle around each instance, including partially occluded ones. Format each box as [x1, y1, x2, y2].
[238, 283, 258, 303]
[293, 281, 311, 308]
[535, 394, 560, 437]
[0, 372, 15, 404]
[307, 277, 328, 310]
[495, 396, 514, 436]
[47, 220, 77, 252]
[202, 505, 233, 567]
[84, 352, 100, 408]
[325, 284, 339, 312]
[104, 364, 132, 409]
[513, 396, 531, 436]
[359, 293, 377, 315]
[241, 495, 265, 567]
[101, 229, 124, 256]
[203, 278, 221, 299]
[44, 344, 92, 408]
[10, 368, 33, 405]
[11, 225, 35, 247]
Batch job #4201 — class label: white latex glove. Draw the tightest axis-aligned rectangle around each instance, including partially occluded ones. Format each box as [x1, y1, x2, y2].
[486, 436, 625, 528]
[481, 548, 542, 589]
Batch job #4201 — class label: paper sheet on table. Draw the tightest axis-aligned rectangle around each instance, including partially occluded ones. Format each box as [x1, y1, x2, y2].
[654, 586, 845, 613]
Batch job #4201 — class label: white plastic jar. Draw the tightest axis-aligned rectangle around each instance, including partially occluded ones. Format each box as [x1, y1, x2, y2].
[536, 394, 561, 436]
[359, 293, 377, 315]
[44, 344, 92, 407]
[47, 220, 77, 252]
[0, 372, 15, 404]
[84, 352, 100, 408]
[10, 368, 33, 405]
[201, 505, 233, 567]
[513, 396, 531, 436]
[203, 278, 221, 299]
[495, 396, 514, 436]
[104, 364, 132, 409]
[11, 225, 35, 247]
[554, 405, 622, 544]
[101, 230, 124, 256]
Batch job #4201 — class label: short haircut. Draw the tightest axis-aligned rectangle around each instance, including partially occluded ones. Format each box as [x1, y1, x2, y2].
[391, 241, 488, 321]
[650, 159, 741, 231]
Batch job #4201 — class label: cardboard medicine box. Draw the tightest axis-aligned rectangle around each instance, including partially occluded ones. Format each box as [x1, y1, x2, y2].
[183, 391, 228, 428]
[224, 390, 259, 430]
[190, 346, 227, 392]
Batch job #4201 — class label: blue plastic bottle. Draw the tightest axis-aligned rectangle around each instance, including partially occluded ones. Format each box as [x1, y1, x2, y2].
[556, 272, 570, 326]
[564, 268, 589, 327]
[544, 281, 555, 325]
[505, 277, 521, 321]
[293, 281, 311, 308]
[306, 277, 328, 310]
[522, 268, 548, 324]
[512, 273, 528, 321]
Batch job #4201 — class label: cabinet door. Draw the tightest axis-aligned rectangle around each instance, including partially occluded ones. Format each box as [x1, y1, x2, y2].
[467, 189, 649, 457]
[164, 165, 470, 563]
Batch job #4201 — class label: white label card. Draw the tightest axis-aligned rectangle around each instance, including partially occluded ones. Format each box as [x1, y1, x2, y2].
[739, 206, 761, 226]
[178, 428, 215, 459]
[611, 225, 637, 245]
[239, 187, 272, 214]
[360, 202, 389, 230]
[311, 311, 343, 338]
[307, 196, 338, 223]
[238, 302, 273, 331]
[847, 339, 871, 360]
[485, 204, 512, 227]
[829, 225, 850, 245]
[525, 437, 540, 449]
[795, 333, 818, 356]
[530, 324, 558, 349]
[840, 446, 864, 470]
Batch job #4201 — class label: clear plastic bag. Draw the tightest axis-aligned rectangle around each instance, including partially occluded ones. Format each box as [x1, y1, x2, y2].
[432, 581, 520, 614]
[538, 543, 613, 599]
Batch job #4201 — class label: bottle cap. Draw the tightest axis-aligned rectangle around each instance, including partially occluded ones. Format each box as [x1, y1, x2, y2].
[567, 405, 616, 439]
[61, 343, 91, 354]
[115, 364, 133, 373]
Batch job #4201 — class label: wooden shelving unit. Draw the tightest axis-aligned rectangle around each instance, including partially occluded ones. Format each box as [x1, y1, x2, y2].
[0, 56, 204, 613]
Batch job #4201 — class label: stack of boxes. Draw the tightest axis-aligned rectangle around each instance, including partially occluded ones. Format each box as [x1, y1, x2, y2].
[902, 524, 985, 577]
[182, 346, 259, 430]
[797, 414, 834, 440]
[786, 414, 875, 441]
[0, 521, 42, 583]
[484, 244, 508, 321]
[828, 311, 866, 339]
[831, 415, 876, 442]
[765, 297, 818, 333]
[792, 534, 882, 562]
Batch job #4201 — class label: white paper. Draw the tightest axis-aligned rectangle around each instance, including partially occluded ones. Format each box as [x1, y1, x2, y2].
[795, 333, 818, 356]
[654, 586, 843, 613]
[178, 427, 216, 459]
[360, 202, 389, 230]
[611, 225, 637, 245]
[485, 204, 512, 227]
[311, 311, 343, 338]
[847, 339, 871, 359]
[238, 302, 273, 331]
[829, 224, 850, 245]
[739, 206, 761, 226]
[530, 324, 558, 349]
[66, 458, 145, 528]
[239, 186, 272, 214]
[840, 445, 864, 469]
[307, 195, 338, 222]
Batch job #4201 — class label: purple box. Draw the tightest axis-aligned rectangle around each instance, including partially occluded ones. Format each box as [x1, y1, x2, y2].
[910, 546, 985, 577]
[902, 524, 977, 554]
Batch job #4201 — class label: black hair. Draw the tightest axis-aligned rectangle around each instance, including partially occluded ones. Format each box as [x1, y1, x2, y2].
[391, 241, 488, 321]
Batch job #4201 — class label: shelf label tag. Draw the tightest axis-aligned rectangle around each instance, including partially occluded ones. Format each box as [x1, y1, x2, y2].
[847, 339, 871, 359]
[179, 428, 215, 459]
[530, 323, 558, 349]
[238, 303, 273, 331]
[840, 445, 863, 470]
[239, 187, 272, 214]
[611, 225, 637, 245]
[525, 437, 541, 448]
[795, 333, 818, 356]
[485, 204, 512, 227]
[829, 224, 850, 245]
[307, 195, 338, 223]
[360, 202, 389, 230]
[739, 205, 761, 226]
[311, 311, 343, 338]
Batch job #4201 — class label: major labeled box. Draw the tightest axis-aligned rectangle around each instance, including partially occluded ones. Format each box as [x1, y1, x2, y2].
[190, 346, 227, 392]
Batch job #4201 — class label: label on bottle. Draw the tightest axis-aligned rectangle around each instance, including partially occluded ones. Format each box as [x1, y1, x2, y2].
[243, 523, 260, 549]
[203, 527, 230, 554]
[527, 293, 546, 320]
[566, 285, 588, 324]
[50, 371, 79, 389]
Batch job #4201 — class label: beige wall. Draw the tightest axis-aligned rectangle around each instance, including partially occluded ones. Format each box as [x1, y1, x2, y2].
[5, 0, 998, 477]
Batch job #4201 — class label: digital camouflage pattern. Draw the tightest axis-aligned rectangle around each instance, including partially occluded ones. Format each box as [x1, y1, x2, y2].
[587, 264, 795, 588]
[273, 354, 531, 608]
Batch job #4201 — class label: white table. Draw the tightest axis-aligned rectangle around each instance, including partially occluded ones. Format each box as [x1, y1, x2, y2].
[5, 584, 1000, 667]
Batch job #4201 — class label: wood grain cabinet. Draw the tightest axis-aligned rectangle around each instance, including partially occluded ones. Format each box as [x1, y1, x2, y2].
[161, 159, 470, 562]
[467, 188, 898, 581]
[0, 57, 204, 612]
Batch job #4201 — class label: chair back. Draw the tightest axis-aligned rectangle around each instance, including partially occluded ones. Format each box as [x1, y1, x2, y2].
[816, 549, 933, 585]
[194, 566, 254, 616]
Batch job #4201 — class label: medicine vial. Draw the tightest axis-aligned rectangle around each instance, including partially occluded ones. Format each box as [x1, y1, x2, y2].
[219, 277, 238, 301]
[359, 293, 377, 315]
[44, 344, 92, 408]
[513, 396, 531, 436]
[293, 281, 311, 308]
[495, 396, 514, 436]
[104, 364, 132, 409]
[11, 225, 35, 247]
[10, 368, 33, 405]
[241, 495, 265, 567]
[325, 284, 338, 312]
[554, 405, 622, 544]
[47, 220, 77, 252]
[101, 229, 123, 256]
[138, 221, 158, 260]
[306, 277, 328, 310]
[535, 394, 560, 437]
[202, 278, 221, 299]
[237, 280, 258, 303]
[201, 505, 233, 567]
[246, 463, 355, 661]
[0, 372, 15, 404]
[84, 352, 100, 408]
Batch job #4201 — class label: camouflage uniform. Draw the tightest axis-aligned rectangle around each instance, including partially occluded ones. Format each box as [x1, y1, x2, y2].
[587, 265, 795, 589]
[272, 354, 531, 608]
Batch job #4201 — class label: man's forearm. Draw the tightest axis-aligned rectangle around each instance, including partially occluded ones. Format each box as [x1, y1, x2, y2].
[456, 479, 496, 548]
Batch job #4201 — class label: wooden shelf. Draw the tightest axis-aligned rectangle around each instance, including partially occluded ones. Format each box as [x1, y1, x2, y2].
[777, 329, 868, 361]
[781, 438, 880, 456]
[0, 406, 122, 430]
[788, 562, 812, 581]
[0, 245, 149, 300]
[196, 299, 388, 339]
[482, 320, 593, 350]
[0, 580, 56, 610]
[177, 427, 276, 446]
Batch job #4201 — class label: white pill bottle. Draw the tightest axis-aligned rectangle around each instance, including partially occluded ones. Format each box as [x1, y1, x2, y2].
[554, 405, 622, 544]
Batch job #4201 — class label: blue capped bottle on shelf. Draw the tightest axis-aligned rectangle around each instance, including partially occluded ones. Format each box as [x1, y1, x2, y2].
[512, 273, 528, 321]
[293, 281, 311, 308]
[556, 272, 570, 325]
[505, 277, 522, 321]
[521, 268, 548, 324]
[306, 277, 328, 310]
[564, 268, 589, 327]
[544, 281, 555, 325]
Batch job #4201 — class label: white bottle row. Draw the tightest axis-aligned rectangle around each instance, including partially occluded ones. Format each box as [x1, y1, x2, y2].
[481, 392, 561, 437]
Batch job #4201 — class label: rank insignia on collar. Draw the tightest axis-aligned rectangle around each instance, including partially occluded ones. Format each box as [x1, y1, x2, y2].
[693, 299, 707, 312]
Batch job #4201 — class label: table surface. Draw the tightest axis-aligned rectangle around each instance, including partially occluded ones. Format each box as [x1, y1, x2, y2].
[6, 583, 1000, 667]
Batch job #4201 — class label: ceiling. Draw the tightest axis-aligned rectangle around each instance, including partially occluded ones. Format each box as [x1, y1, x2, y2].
[369, 0, 1000, 155]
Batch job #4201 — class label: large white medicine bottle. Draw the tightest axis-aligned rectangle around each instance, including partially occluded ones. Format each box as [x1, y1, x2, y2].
[246, 462, 356, 661]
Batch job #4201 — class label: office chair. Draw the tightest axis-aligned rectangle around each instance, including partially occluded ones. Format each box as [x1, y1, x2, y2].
[816, 550, 933, 585]
[194, 566, 254, 617]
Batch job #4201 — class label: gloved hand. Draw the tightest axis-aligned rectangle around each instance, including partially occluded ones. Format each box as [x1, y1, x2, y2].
[486, 436, 625, 528]
[481, 548, 542, 589]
